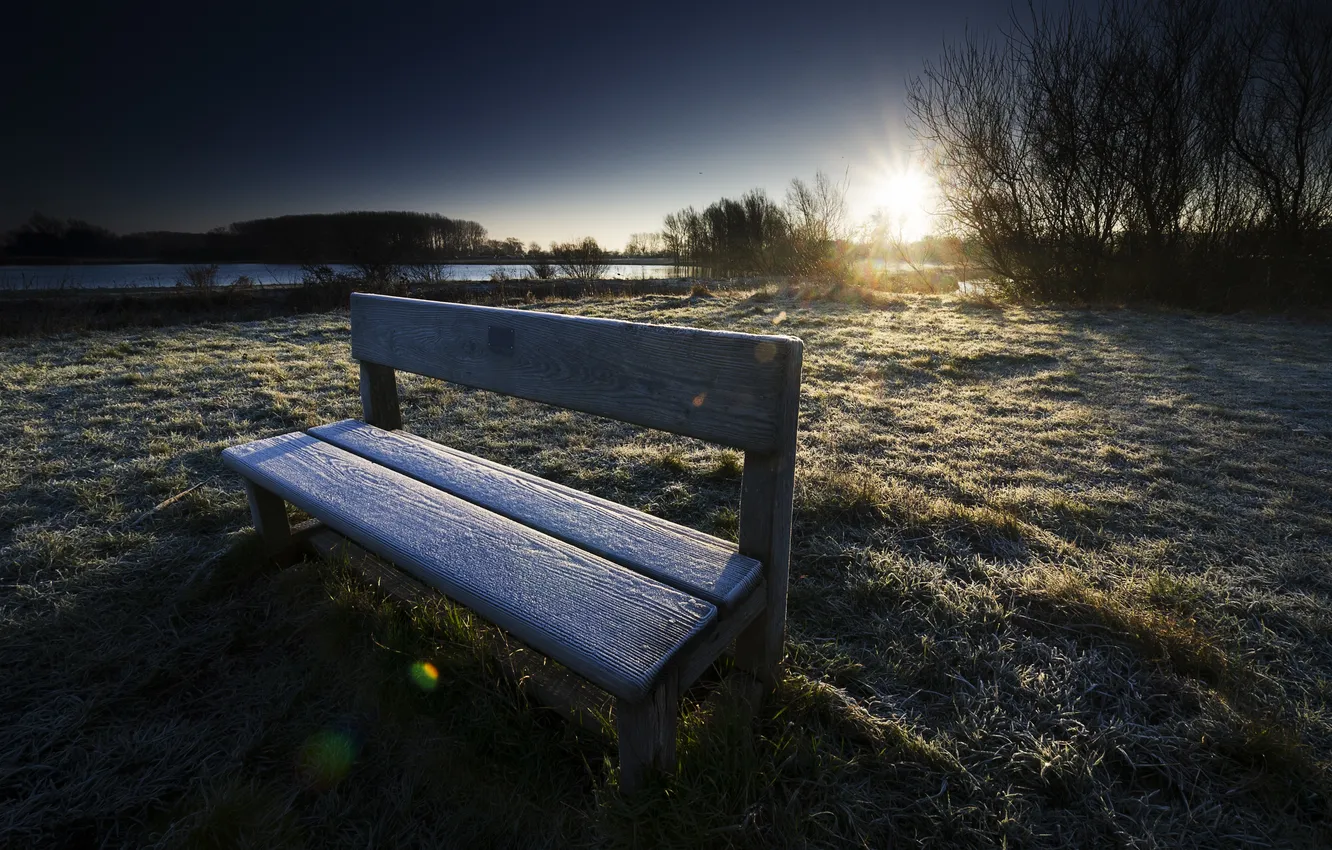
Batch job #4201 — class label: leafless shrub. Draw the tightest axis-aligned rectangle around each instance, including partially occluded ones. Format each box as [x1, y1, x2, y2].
[298, 263, 357, 306]
[552, 237, 610, 281]
[176, 264, 220, 291]
[351, 263, 408, 296]
[402, 264, 454, 286]
[527, 246, 556, 280]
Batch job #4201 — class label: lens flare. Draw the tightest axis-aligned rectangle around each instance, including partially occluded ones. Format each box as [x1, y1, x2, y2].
[300, 730, 357, 788]
[410, 660, 439, 692]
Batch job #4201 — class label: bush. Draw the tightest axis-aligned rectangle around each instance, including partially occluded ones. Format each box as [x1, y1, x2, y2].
[299, 264, 357, 307]
[552, 237, 610, 281]
[351, 263, 408, 296]
[528, 257, 556, 280]
[176, 264, 220, 291]
[402, 264, 453, 286]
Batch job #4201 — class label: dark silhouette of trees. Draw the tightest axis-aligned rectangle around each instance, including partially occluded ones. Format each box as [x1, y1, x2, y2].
[224, 212, 489, 264]
[908, 0, 1332, 308]
[1, 211, 493, 265]
[662, 175, 847, 278]
[4, 214, 120, 259]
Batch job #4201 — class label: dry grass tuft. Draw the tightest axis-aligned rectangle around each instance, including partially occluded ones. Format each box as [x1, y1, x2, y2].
[784, 280, 909, 310]
[1018, 566, 1235, 687]
[955, 291, 1006, 310]
[798, 467, 1030, 558]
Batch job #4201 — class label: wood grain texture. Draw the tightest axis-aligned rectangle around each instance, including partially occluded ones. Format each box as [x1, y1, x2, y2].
[616, 668, 678, 794]
[221, 431, 716, 702]
[733, 336, 803, 690]
[302, 526, 613, 733]
[349, 293, 801, 452]
[359, 361, 402, 430]
[243, 480, 291, 554]
[308, 419, 763, 611]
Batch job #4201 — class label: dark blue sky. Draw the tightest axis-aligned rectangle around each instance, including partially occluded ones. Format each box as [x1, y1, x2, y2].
[3, 0, 1011, 247]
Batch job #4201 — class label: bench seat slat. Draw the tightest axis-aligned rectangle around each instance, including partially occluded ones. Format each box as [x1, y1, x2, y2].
[308, 419, 762, 612]
[222, 432, 716, 702]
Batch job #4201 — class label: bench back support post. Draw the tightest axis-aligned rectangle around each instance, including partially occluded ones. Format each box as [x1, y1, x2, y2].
[360, 361, 403, 430]
[733, 341, 802, 691]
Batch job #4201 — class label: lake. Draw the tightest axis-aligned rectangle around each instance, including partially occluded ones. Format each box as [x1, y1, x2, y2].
[0, 262, 688, 291]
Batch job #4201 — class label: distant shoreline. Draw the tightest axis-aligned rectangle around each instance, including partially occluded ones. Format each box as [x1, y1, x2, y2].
[0, 256, 675, 267]
[0, 275, 753, 337]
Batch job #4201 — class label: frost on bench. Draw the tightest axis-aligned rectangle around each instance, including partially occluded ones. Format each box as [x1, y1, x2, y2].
[223, 431, 716, 702]
[309, 418, 763, 611]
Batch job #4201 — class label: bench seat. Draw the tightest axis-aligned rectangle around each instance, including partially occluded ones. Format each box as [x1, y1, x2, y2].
[308, 419, 763, 612]
[222, 430, 718, 702]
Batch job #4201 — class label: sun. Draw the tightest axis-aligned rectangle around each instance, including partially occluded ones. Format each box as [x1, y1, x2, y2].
[871, 168, 936, 241]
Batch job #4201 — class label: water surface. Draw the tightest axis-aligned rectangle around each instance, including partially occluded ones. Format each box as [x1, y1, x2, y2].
[0, 262, 686, 291]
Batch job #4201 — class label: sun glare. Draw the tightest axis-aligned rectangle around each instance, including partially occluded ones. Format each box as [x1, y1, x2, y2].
[872, 169, 936, 241]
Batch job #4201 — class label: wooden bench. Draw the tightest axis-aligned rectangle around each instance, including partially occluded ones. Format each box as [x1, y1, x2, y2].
[221, 292, 802, 790]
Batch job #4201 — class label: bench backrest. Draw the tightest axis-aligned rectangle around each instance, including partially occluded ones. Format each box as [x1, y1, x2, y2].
[350, 293, 801, 453]
[350, 292, 801, 680]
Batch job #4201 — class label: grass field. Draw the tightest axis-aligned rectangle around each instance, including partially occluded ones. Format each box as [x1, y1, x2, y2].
[3, 288, 1331, 848]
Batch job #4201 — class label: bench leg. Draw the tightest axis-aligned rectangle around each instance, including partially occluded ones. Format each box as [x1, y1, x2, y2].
[616, 669, 678, 793]
[732, 611, 782, 705]
[244, 481, 291, 555]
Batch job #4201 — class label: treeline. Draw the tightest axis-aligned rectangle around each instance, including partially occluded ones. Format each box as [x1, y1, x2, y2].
[0, 211, 538, 263]
[661, 173, 849, 277]
[909, 0, 1332, 309]
[225, 212, 491, 263]
[0, 215, 203, 261]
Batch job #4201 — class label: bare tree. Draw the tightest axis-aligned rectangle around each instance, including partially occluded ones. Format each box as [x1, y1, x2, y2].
[625, 232, 665, 256]
[1226, 1, 1332, 247]
[907, 0, 1332, 307]
[785, 171, 849, 277]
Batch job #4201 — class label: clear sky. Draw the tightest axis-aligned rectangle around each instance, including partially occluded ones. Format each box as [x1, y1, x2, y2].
[2, 0, 1011, 249]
